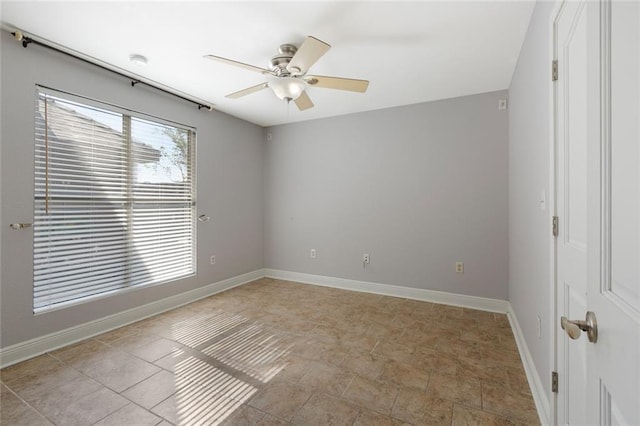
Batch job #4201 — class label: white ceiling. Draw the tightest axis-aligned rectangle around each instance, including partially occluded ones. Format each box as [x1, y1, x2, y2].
[1, 1, 535, 127]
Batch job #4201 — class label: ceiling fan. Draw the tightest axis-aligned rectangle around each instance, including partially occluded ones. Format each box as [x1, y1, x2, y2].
[204, 36, 369, 111]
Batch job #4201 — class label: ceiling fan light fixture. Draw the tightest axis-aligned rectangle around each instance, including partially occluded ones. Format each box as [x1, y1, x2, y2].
[270, 77, 305, 101]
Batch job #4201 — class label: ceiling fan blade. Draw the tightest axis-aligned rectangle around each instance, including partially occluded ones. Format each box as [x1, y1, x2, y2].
[287, 36, 330, 75]
[294, 90, 314, 111]
[204, 54, 273, 75]
[226, 82, 269, 99]
[305, 75, 369, 93]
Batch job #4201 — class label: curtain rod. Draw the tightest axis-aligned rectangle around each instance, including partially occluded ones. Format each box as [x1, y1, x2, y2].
[10, 30, 214, 111]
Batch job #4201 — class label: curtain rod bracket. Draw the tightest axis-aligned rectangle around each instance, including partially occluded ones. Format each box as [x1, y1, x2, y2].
[11, 31, 32, 48]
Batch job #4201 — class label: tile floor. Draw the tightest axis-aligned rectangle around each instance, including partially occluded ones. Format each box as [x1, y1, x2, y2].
[1, 278, 539, 425]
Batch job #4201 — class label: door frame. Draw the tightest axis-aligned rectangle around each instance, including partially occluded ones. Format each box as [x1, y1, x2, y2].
[549, 1, 565, 425]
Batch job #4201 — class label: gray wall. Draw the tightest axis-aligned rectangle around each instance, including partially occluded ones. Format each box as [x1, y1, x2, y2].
[508, 1, 555, 401]
[264, 91, 509, 300]
[0, 31, 265, 347]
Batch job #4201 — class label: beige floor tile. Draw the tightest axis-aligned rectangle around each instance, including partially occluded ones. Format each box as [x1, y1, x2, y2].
[337, 330, 379, 351]
[128, 337, 184, 362]
[437, 317, 478, 334]
[371, 340, 415, 364]
[0, 384, 53, 426]
[481, 382, 540, 424]
[375, 296, 409, 313]
[93, 402, 163, 425]
[220, 404, 266, 425]
[457, 356, 509, 385]
[461, 328, 502, 345]
[5, 363, 99, 404]
[291, 392, 361, 425]
[494, 314, 511, 329]
[153, 347, 189, 372]
[338, 348, 387, 381]
[413, 347, 458, 375]
[364, 321, 404, 339]
[353, 409, 407, 426]
[317, 315, 369, 335]
[391, 312, 428, 329]
[451, 404, 516, 426]
[361, 309, 397, 325]
[249, 353, 299, 383]
[496, 334, 519, 353]
[107, 331, 161, 352]
[202, 333, 294, 382]
[152, 379, 246, 425]
[132, 315, 176, 334]
[505, 366, 532, 395]
[256, 413, 290, 425]
[0, 354, 61, 384]
[431, 303, 464, 318]
[94, 325, 148, 344]
[149, 395, 179, 424]
[380, 359, 430, 390]
[122, 370, 177, 409]
[265, 314, 317, 333]
[457, 339, 523, 368]
[43, 386, 128, 426]
[171, 313, 250, 348]
[463, 308, 498, 322]
[248, 380, 313, 421]
[411, 326, 461, 350]
[403, 299, 436, 313]
[75, 349, 161, 392]
[270, 354, 314, 383]
[298, 361, 354, 397]
[292, 335, 349, 364]
[391, 387, 453, 425]
[49, 338, 112, 365]
[426, 372, 482, 409]
[342, 375, 398, 414]
[338, 331, 379, 352]
[172, 355, 259, 402]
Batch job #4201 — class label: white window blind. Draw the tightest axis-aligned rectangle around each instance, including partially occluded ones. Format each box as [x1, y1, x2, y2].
[33, 89, 196, 312]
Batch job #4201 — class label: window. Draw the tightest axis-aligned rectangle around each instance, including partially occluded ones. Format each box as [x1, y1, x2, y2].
[33, 88, 196, 312]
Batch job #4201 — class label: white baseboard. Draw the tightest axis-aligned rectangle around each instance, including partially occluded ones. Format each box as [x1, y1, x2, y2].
[507, 304, 551, 425]
[264, 269, 509, 313]
[0, 269, 264, 369]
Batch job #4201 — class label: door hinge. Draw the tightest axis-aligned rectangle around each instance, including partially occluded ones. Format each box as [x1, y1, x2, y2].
[552, 371, 559, 393]
[552, 60, 559, 81]
[552, 216, 559, 237]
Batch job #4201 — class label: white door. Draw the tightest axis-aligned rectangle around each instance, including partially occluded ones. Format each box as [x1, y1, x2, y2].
[556, 0, 640, 425]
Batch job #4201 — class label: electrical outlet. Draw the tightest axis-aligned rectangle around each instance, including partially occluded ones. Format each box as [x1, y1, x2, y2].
[210, 255, 216, 265]
[363, 253, 370, 264]
[310, 249, 316, 259]
[455, 262, 464, 273]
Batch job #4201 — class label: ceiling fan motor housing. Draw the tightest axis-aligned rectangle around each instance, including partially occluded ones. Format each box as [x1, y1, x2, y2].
[270, 44, 298, 76]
